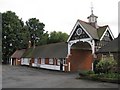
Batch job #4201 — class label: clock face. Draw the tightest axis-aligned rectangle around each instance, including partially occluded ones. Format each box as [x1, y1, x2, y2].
[76, 28, 82, 36]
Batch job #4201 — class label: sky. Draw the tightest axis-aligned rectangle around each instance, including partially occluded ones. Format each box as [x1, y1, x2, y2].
[0, 0, 119, 38]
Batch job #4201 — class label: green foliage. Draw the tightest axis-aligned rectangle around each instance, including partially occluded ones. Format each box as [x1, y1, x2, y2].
[26, 18, 45, 46]
[2, 11, 24, 63]
[79, 70, 94, 77]
[102, 73, 120, 80]
[86, 70, 95, 74]
[48, 31, 68, 43]
[90, 73, 120, 80]
[79, 70, 120, 81]
[2, 11, 69, 64]
[39, 32, 49, 45]
[96, 56, 117, 73]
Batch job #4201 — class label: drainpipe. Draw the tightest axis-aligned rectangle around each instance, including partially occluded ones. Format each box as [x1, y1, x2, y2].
[92, 40, 95, 71]
[68, 62, 70, 71]
[10, 58, 12, 65]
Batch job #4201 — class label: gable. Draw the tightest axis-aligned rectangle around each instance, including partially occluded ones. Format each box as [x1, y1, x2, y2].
[69, 25, 90, 41]
[11, 49, 26, 58]
[67, 19, 114, 42]
[100, 26, 114, 41]
[102, 31, 113, 41]
[97, 35, 119, 53]
[97, 26, 107, 39]
[67, 20, 94, 42]
[79, 20, 99, 39]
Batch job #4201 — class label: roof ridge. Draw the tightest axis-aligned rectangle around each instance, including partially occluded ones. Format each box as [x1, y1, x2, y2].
[35, 42, 67, 48]
[78, 19, 97, 29]
[78, 19, 88, 24]
[78, 19, 109, 30]
[98, 25, 108, 28]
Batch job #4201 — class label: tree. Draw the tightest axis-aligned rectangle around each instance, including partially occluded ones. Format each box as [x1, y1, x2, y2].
[26, 18, 45, 46]
[20, 25, 30, 48]
[2, 11, 25, 63]
[39, 31, 49, 45]
[2, 11, 69, 64]
[48, 31, 68, 43]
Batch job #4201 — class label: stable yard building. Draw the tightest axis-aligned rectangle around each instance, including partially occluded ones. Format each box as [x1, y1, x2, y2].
[11, 10, 115, 72]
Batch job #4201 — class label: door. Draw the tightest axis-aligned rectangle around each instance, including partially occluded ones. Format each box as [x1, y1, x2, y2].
[60, 59, 63, 71]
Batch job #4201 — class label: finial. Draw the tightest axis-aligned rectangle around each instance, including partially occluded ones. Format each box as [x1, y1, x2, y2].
[91, 2, 93, 14]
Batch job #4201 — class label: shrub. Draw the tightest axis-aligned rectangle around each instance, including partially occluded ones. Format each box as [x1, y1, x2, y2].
[93, 60, 99, 73]
[96, 56, 117, 73]
[87, 70, 95, 74]
[103, 73, 120, 80]
[79, 70, 89, 77]
[79, 70, 94, 77]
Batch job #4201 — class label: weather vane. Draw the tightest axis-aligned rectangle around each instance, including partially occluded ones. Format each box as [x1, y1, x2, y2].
[91, 2, 94, 14]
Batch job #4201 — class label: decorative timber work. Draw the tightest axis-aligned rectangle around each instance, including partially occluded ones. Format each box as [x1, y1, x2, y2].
[70, 25, 90, 41]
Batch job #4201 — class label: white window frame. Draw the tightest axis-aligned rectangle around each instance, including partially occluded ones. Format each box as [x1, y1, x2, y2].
[41, 58, 45, 64]
[34, 58, 38, 64]
[57, 59, 60, 65]
[57, 58, 66, 65]
[49, 59, 53, 64]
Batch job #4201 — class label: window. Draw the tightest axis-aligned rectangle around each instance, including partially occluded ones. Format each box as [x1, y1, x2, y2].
[63, 59, 66, 64]
[57, 59, 66, 65]
[34, 58, 38, 64]
[41, 58, 45, 64]
[102, 54, 107, 60]
[110, 54, 113, 57]
[49, 59, 53, 64]
[57, 59, 60, 65]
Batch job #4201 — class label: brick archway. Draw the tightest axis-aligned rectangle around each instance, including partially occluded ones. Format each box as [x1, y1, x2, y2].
[69, 41, 93, 72]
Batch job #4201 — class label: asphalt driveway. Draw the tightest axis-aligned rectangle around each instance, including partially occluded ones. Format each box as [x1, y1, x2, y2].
[2, 65, 119, 88]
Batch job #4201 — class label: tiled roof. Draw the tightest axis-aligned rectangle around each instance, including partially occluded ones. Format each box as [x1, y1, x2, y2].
[22, 42, 68, 58]
[97, 25, 108, 39]
[97, 35, 120, 53]
[78, 20, 108, 40]
[22, 48, 35, 58]
[11, 49, 26, 58]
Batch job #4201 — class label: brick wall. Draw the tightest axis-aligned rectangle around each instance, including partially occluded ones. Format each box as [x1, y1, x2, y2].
[38, 58, 41, 64]
[16, 59, 21, 65]
[65, 49, 93, 72]
[45, 58, 49, 64]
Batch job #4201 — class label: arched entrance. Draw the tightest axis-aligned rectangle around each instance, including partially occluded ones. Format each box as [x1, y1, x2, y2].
[69, 41, 93, 72]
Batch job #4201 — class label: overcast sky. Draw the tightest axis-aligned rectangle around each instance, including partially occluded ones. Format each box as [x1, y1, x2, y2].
[0, 0, 119, 37]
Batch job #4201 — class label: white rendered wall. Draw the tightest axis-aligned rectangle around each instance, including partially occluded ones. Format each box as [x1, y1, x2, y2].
[32, 63, 65, 71]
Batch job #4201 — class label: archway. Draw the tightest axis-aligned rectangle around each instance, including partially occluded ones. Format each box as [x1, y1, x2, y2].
[69, 41, 93, 72]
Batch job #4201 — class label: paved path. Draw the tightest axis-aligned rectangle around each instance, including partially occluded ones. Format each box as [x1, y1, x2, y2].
[2, 65, 119, 88]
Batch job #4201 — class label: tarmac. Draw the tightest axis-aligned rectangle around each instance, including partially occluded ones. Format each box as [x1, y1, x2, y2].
[2, 65, 119, 88]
